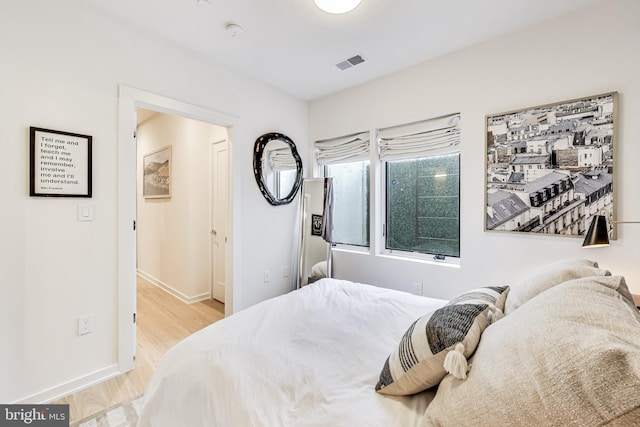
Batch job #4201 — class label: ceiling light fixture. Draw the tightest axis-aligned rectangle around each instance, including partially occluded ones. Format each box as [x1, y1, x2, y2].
[197, 0, 211, 5]
[314, 0, 362, 14]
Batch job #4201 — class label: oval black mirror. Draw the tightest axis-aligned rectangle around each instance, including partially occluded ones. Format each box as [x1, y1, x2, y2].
[253, 132, 303, 206]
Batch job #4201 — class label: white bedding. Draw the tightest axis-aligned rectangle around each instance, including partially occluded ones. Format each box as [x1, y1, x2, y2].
[137, 279, 447, 427]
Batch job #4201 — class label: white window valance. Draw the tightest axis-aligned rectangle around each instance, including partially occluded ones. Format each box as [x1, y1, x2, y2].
[315, 131, 370, 165]
[377, 113, 461, 161]
[269, 148, 297, 171]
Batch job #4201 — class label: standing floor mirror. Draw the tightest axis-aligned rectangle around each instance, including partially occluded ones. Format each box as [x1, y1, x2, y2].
[298, 178, 333, 288]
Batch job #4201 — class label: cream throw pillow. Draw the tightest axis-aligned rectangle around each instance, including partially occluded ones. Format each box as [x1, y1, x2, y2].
[423, 275, 640, 426]
[504, 258, 610, 315]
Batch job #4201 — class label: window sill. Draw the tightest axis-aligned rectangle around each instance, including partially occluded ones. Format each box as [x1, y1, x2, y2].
[379, 251, 460, 268]
[331, 245, 370, 255]
[332, 246, 460, 268]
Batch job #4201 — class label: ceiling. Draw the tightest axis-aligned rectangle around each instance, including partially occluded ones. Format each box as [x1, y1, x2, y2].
[84, 0, 601, 101]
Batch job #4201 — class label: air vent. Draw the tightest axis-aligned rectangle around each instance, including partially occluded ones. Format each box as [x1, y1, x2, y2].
[335, 54, 366, 70]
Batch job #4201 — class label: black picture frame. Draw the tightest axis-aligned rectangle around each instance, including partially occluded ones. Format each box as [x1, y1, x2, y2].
[30, 127, 93, 197]
[311, 214, 323, 236]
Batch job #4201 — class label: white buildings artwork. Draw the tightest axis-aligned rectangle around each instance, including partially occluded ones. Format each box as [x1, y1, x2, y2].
[485, 93, 616, 237]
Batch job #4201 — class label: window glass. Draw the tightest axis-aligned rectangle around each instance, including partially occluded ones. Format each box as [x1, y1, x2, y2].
[385, 152, 460, 257]
[276, 169, 297, 199]
[325, 161, 370, 247]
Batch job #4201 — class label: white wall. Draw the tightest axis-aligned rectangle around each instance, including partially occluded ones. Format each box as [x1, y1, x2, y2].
[3, 0, 636, 406]
[309, 0, 640, 299]
[0, 0, 307, 403]
[136, 112, 226, 301]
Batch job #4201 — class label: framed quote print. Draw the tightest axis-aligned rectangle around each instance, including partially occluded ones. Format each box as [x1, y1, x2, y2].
[30, 127, 92, 197]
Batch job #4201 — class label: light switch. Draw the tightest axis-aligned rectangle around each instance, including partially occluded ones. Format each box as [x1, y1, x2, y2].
[78, 203, 94, 221]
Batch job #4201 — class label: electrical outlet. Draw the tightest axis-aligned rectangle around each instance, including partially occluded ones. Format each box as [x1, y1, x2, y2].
[77, 315, 95, 336]
[263, 270, 271, 283]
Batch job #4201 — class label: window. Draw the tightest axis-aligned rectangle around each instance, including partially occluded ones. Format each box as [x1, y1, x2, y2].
[378, 113, 461, 259]
[385, 153, 460, 257]
[325, 161, 370, 247]
[275, 168, 298, 199]
[314, 113, 461, 261]
[315, 131, 370, 248]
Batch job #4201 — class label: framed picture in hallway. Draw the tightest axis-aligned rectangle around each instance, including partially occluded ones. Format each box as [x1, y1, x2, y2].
[484, 92, 617, 239]
[143, 145, 172, 199]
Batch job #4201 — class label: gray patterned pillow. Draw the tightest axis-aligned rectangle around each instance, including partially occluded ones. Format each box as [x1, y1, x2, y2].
[446, 286, 510, 322]
[375, 303, 491, 396]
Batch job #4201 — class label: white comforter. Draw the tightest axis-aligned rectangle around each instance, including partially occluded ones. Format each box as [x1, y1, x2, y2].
[137, 279, 447, 427]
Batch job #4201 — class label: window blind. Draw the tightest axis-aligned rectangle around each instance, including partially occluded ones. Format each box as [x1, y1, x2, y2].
[377, 113, 460, 161]
[315, 131, 370, 165]
[269, 148, 297, 171]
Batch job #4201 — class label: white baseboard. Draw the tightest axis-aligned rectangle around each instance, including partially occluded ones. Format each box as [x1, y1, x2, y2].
[17, 364, 120, 404]
[17, 275, 209, 404]
[136, 270, 211, 304]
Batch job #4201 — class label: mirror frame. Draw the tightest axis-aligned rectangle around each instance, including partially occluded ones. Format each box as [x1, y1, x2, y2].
[253, 132, 303, 206]
[297, 178, 333, 288]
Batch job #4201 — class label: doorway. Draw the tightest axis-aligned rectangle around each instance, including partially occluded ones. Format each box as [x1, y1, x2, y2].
[117, 85, 236, 373]
[135, 109, 228, 305]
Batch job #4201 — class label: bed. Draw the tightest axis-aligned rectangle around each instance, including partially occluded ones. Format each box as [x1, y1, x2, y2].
[137, 259, 640, 426]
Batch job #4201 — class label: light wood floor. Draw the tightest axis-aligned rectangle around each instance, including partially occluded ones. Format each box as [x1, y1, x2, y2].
[52, 275, 225, 423]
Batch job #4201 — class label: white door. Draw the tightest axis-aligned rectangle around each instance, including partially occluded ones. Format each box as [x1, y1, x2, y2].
[211, 139, 228, 303]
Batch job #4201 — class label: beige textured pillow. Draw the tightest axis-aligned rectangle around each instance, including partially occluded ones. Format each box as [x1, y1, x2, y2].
[423, 275, 640, 427]
[504, 258, 610, 314]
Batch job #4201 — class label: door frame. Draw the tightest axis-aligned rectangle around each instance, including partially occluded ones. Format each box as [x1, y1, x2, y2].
[117, 85, 237, 372]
